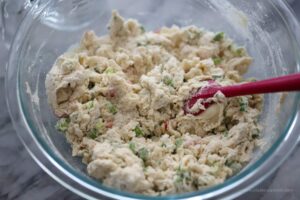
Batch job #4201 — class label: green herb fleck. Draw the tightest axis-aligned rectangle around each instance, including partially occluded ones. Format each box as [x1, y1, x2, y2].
[213, 32, 224, 42]
[225, 160, 241, 174]
[234, 48, 245, 57]
[140, 26, 145, 33]
[95, 119, 104, 131]
[85, 101, 94, 109]
[224, 131, 229, 137]
[133, 125, 144, 137]
[231, 162, 242, 174]
[129, 142, 136, 153]
[175, 167, 191, 183]
[161, 143, 167, 148]
[210, 163, 221, 175]
[55, 118, 70, 132]
[225, 159, 234, 167]
[208, 160, 218, 167]
[137, 147, 149, 161]
[212, 56, 222, 65]
[143, 166, 148, 172]
[187, 30, 201, 42]
[239, 97, 248, 112]
[175, 138, 183, 149]
[88, 128, 98, 139]
[104, 67, 116, 74]
[107, 102, 117, 114]
[163, 76, 174, 87]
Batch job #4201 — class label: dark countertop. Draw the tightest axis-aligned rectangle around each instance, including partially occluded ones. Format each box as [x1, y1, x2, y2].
[0, 1, 300, 199]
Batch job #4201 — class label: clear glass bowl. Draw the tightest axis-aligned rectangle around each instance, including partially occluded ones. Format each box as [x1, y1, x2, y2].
[5, 0, 300, 199]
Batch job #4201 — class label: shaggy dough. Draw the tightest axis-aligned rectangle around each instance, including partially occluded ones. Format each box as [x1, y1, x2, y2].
[45, 11, 263, 195]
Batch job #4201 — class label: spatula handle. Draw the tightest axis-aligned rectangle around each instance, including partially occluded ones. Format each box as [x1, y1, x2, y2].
[220, 73, 300, 98]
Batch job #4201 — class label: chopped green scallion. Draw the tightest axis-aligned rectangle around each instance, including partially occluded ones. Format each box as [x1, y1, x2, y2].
[213, 32, 224, 42]
[175, 138, 183, 149]
[107, 102, 117, 115]
[212, 57, 222, 65]
[224, 131, 229, 137]
[133, 125, 144, 137]
[88, 128, 98, 139]
[140, 26, 145, 33]
[129, 142, 136, 153]
[86, 101, 94, 109]
[137, 147, 149, 161]
[55, 118, 70, 132]
[239, 97, 248, 112]
[161, 143, 167, 148]
[95, 119, 104, 131]
[163, 76, 174, 87]
[234, 48, 245, 57]
[104, 67, 116, 74]
[175, 167, 191, 183]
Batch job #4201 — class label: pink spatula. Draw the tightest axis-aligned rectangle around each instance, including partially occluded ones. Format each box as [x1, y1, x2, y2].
[184, 73, 300, 115]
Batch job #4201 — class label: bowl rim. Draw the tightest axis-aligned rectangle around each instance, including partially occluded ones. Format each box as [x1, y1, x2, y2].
[5, 0, 300, 199]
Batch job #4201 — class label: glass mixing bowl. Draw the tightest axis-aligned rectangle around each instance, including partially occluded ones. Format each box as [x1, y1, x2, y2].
[4, 0, 300, 199]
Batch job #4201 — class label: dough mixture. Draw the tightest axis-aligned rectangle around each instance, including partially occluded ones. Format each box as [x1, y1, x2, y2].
[46, 11, 263, 195]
